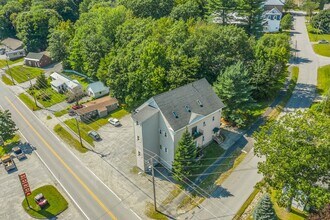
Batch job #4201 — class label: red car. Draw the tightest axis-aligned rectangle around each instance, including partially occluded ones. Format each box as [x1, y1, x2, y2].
[34, 193, 48, 208]
[72, 105, 83, 110]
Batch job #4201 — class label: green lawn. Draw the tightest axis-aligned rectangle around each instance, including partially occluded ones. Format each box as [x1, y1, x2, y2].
[6, 65, 44, 83]
[53, 124, 88, 153]
[307, 29, 330, 42]
[270, 191, 308, 220]
[0, 58, 23, 68]
[64, 119, 95, 146]
[0, 134, 20, 157]
[22, 185, 68, 219]
[28, 86, 67, 107]
[317, 65, 330, 95]
[18, 93, 41, 111]
[54, 108, 69, 117]
[62, 71, 91, 89]
[313, 44, 330, 57]
[1, 74, 14, 85]
[190, 142, 225, 178]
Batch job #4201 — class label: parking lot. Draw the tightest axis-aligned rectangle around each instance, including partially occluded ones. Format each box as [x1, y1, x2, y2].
[0, 142, 82, 220]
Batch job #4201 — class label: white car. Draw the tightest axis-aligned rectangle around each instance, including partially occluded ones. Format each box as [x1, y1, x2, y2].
[108, 118, 120, 126]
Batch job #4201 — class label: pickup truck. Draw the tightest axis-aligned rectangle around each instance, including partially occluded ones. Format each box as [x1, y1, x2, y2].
[1, 155, 16, 171]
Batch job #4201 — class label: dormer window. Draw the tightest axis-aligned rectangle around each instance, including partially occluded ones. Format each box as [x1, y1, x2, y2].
[172, 111, 179, 118]
[185, 105, 191, 112]
[197, 99, 203, 107]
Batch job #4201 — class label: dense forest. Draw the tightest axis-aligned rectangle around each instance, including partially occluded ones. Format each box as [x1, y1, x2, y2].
[0, 0, 295, 125]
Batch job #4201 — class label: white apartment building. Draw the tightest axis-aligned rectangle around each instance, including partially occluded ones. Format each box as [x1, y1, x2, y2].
[132, 78, 225, 171]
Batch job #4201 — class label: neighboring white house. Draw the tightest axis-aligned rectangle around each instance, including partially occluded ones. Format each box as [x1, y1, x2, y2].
[87, 81, 109, 99]
[6, 49, 26, 60]
[264, 0, 285, 12]
[263, 7, 283, 32]
[50, 72, 83, 96]
[132, 78, 225, 171]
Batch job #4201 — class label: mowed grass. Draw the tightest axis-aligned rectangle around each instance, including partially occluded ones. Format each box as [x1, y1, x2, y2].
[1, 74, 14, 85]
[53, 124, 88, 153]
[62, 71, 91, 89]
[64, 119, 95, 146]
[18, 93, 41, 111]
[0, 58, 23, 68]
[0, 134, 20, 157]
[22, 185, 68, 219]
[28, 86, 67, 107]
[270, 191, 308, 220]
[317, 65, 330, 95]
[313, 44, 330, 57]
[6, 65, 44, 83]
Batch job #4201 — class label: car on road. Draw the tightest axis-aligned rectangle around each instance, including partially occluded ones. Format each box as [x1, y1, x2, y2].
[1, 155, 16, 171]
[72, 105, 83, 110]
[88, 130, 101, 141]
[12, 146, 26, 160]
[318, 39, 329, 44]
[108, 118, 120, 126]
[34, 193, 48, 208]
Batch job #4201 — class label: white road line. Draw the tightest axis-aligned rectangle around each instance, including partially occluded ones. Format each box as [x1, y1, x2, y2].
[10, 94, 142, 219]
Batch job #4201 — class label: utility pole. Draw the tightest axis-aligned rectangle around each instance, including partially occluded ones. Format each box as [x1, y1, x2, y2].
[75, 116, 83, 149]
[5, 58, 15, 85]
[151, 157, 157, 212]
[27, 74, 38, 108]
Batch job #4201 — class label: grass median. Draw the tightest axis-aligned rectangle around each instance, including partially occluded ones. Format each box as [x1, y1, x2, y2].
[22, 185, 68, 219]
[18, 93, 41, 111]
[317, 65, 330, 95]
[53, 124, 88, 153]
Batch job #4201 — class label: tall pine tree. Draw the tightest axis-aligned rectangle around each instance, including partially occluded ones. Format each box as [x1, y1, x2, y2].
[253, 194, 277, 220]
[0, 110, 18, 142]
[172, 128, 197, 182]
[213, 61, 255, 127]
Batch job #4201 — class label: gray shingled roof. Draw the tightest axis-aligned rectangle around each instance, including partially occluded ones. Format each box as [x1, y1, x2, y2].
[264, 0, 285, 6]
[132, 105, 159, 123]
[25, 52, 44, 61]
[1, 38, 23, 50]
[153, 78, 225, 131]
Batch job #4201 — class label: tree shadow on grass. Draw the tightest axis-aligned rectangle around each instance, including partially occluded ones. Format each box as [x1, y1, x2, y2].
[27, 203, 58, 219]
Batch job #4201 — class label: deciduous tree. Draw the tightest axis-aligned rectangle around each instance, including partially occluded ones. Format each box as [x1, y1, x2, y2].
[35, 74, 48, 89]
[254, 110, 330, 210]
[281, 14, 293, 30]
[311, 9, 330, 34]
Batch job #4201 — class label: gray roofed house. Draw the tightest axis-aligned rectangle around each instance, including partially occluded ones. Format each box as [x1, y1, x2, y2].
[87, 81, 110, 99]
[24, 52, 52, 68]
[132, 78, 225, 171]
[1, 38, 24, 50]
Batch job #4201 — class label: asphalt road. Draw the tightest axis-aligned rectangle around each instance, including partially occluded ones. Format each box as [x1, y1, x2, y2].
[0, 82, 139, 219]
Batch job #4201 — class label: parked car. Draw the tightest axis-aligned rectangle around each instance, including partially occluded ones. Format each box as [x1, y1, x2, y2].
[34, 193, 48, 208]
[72, 105, 83, 110]
[0, 48, 5, 55]
[68, 109, 76, 116]
[108, 118, 120, 126]
[318, 39, 329, 44]
[12, 146, 26, 160]
[1, 155, 16, 171]
[88, 130, 101, 141]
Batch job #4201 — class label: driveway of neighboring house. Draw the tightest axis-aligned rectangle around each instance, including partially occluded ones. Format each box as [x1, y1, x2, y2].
[181, 15, 330, 220]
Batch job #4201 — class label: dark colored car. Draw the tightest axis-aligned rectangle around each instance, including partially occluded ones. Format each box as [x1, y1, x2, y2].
[0, 48, 5, 55]
[88, 130, 101, 141]
[72, 105, 83, 110]
[34, 193, 48, 208]
[12, 146, 26, 160]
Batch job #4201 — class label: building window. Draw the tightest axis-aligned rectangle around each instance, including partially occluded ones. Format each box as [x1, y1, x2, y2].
[138, 151, 141, 156]
[136, 121, 139, 125]
[165, 132, 167, 137]
[165, 148, 168, 153]
[137, 136, 139, 141]
[160, 145, 162, 150]
[203, 121, 206, 126]
[159, 129, 162, 134]
[212, 116, 215, 121]
[202, 136, 205, 141]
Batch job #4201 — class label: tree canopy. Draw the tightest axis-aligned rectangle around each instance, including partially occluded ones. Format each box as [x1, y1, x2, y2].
[254, 110, 330, 210]
[0, 110, 18, 142]
[311, 9, 330, 34]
